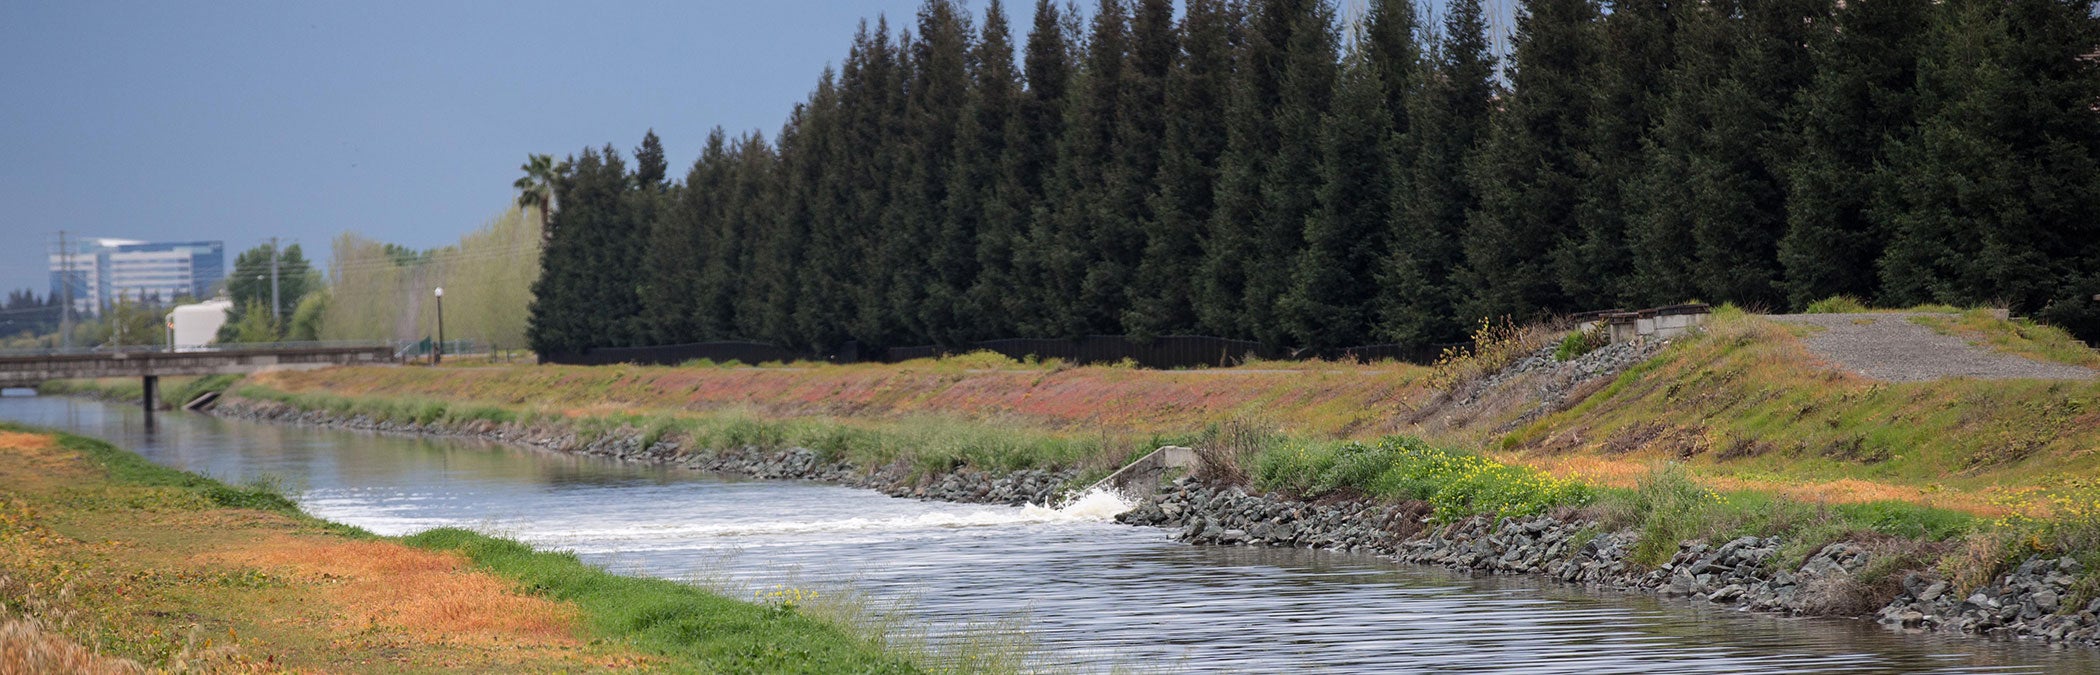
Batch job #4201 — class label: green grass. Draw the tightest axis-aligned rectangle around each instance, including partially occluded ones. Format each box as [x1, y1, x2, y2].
[1804, 295, 1872, 314]
[6, 421, 304, 516]
[232, 383, 1174, 484]
[1588, 463, 1976, 569]
[1250, 436, 1595, 522]
[36, 374, 244, 409]
[1912, 309, 2100, 369]
[402, 528, 924, 674]
[1554, 326, 1609, 362]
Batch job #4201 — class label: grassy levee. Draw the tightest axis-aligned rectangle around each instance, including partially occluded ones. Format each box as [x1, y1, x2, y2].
[402, 529, 922, 674]
[1500, 307, 2100, 513]
[37, 373, 242, 410]
[0, 424, 931, 672]
[51, 307, 2100, 612]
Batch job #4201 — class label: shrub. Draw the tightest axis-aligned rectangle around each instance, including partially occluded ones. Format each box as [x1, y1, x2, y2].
[1252, 436, 1591, 521]
[1194, 419, 1276, 485]
[1553, 326, 1609, 362]
[1429, 317, 1557, 390]
[1623, 463, 1724, 568]
[1804, 295, 1870, 314]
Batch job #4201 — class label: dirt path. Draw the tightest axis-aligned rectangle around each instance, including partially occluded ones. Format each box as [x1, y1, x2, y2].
[1766, 313, 2096, 382]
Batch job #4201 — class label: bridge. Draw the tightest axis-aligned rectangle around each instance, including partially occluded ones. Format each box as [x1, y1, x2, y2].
[0, 343, 398, 413]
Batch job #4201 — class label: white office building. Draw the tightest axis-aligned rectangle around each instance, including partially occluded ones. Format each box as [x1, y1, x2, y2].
[49, 239, 226, 315]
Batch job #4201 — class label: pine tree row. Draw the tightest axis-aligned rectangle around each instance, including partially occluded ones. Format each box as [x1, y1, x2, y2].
[527, 0, 2100, 356]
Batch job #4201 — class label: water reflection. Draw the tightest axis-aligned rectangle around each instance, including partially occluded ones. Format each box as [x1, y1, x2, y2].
[0, 394, 2092, 674]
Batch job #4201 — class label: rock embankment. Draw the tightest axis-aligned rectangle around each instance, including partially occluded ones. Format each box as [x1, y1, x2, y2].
[1121, 478, 2098, 648]
[1881, 556, 2100, 643]
[209, 397, 1075, 508]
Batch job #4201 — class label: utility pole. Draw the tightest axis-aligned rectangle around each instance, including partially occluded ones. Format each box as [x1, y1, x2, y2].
[269, 236, 281, 325]
[58, 231, 72, 350]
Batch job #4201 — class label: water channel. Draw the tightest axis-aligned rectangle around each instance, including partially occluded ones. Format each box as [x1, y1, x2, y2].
[5, 392, 2096, 673]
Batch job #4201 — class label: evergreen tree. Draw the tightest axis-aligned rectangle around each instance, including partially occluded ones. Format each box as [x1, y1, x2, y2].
[1245, 0, 1337, 347]
[1086, 0, 1175, 337]
[1284, 38, 1391, 349]
[1197, 0, 1297, 339]
[1560, 0, 1672, 308]
[881, 1, 972, 345]
[938, 0, 1019, 344]
[979, 0, 1076, 337]
[1026, 0, 1127, 337]
[1685, 0, 1823, 308]
[1778, 0, 1929, 308]
[841, 19, 911, 347]
[766, 75, 841, 350]
[527, 150, 595, 354]
[1875, 0, 2100, 315]
[1127, 0, 1238, 337]
[1380, 0, 1495, 347]
[793, 68, 860, 351]
[1458, 0, 1597, 322]
[1362, 0, 1422, 134]
[644, 130, 726, 344]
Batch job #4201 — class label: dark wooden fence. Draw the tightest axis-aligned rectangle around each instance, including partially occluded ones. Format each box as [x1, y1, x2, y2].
[540, 341, 804, 366]
[543, 335, 1465, 369]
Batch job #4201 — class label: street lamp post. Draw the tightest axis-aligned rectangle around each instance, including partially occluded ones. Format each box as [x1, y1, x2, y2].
[433, 286, 445, 366]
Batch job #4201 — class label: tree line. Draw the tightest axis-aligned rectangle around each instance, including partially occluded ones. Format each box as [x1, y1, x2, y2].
[526, 0, 2100, 357]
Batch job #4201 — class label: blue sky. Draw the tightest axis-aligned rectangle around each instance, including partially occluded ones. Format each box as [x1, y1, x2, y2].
[1, 1, 1496, 296]
[0, 1, 938, 294]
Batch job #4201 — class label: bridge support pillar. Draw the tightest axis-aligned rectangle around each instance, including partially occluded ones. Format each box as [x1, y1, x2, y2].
[141, 375, 158, 415]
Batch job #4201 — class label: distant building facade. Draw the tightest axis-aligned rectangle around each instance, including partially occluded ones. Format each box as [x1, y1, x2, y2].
[49, 239, 225, 315]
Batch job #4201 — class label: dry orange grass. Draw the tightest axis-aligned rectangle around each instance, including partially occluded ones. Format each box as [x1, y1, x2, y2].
[1507, 454, 2006, 516]
[0, 619, 145, 675]
[0, 431, 88, 492]
[208, 539, 578, 647]
[253, 360, 1436, 439]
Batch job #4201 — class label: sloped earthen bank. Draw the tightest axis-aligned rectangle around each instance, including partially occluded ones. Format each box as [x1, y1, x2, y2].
[206, 393, 2100, 651]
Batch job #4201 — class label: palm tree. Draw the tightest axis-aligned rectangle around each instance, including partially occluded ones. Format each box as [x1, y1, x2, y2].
[513, 154, 560, 241]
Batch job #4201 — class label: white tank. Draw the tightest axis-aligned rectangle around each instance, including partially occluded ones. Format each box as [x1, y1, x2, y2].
[169, 299, 233, 350]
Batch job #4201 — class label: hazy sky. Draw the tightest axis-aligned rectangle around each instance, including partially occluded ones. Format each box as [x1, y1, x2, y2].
[0, 1, 940, 294]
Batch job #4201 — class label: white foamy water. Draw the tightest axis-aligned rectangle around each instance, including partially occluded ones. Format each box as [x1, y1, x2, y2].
[513, 487, 1139, 556]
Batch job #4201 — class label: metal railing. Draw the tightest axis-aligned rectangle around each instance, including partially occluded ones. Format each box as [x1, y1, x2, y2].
[0, 340, 396, 358]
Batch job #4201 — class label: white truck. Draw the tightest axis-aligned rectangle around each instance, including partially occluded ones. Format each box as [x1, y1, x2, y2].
[168, 299, 232, 351]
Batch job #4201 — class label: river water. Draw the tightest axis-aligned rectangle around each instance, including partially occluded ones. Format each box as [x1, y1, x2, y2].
[5, 392, 2096, 673]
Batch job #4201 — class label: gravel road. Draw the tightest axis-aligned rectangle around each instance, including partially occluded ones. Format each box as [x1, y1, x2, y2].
[1765, 313, 2095, 382]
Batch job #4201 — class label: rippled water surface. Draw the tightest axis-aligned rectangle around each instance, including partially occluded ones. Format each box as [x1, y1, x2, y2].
[6, 393, 2097, 673]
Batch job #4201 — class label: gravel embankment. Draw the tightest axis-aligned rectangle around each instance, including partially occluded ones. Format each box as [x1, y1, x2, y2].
[1766, 313, 2095, 382]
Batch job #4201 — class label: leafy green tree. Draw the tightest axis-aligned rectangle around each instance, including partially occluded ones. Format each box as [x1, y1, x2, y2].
[286, 290, 327, 341]
[225, 299, 280, 344]
[219, 242, 316, 342]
